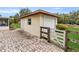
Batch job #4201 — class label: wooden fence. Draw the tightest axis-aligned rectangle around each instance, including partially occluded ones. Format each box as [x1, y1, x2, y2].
[54, 30, 79, 52]
[40, 27, 79, 52]
[54, 29, 66, 49]
[65, 31, 79, 52]
[40, 26, 50, 42]
[40, 28, 67, 50]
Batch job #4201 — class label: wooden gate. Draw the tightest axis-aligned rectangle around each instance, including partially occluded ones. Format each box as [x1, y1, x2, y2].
[55, 29, 66, 49]
[40, 26, 50, 42]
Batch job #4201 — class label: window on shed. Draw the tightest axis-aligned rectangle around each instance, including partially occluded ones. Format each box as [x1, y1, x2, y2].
[28, 18, 31, 25]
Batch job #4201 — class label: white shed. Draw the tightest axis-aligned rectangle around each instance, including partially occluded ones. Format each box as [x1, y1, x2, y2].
[20, 9, 58, 37]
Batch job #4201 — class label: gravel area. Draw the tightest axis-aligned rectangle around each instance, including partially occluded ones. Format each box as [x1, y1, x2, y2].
[0, 30, 63, 52]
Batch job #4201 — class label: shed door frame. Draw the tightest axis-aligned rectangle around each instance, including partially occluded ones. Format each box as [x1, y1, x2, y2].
[43, 15, 56, 29]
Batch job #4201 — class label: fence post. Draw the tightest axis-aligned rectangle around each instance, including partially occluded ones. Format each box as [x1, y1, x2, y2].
[47, 27, 50, 42]
[40, 27, 42, 38]
[64, 30, 69, 52]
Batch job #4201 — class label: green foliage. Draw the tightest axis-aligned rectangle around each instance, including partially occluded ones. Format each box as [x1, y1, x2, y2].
[9, 8, 32, 30]
[56, 24, 68, 30]
[9, 16, 15, 25]
[68, 20, 76, 24]
[19, 8, 32, 17]
[10, 23, 20, 29]
[76, 20, 79, 25]
[57, 10, 79, 24]
[14, 13, 20, 23]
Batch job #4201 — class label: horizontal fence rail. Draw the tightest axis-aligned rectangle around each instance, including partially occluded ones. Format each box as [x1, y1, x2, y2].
[54, 29, 66, 49]
[50, 29, 66, 49]
[65, 31, 79, 52]
[40, 26, 50, 42]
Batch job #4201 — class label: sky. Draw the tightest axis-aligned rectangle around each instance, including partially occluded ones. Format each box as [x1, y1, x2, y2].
[0, 7, 79, 17]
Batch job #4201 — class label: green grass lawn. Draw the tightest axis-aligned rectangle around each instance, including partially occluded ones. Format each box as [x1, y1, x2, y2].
[67, 26, 79, 32]
[67, 33, 79, 40]
[66, 26, 79, 51]
[67, 26, 79, 40]
[67, 41, 79, 51]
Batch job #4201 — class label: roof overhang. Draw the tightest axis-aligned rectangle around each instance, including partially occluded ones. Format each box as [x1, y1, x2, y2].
[0, 17, 8, 20]
[20, 10, 59, 19]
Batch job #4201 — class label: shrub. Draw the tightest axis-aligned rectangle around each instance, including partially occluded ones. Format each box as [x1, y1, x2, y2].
[10, 23, 20, 29]
[76, 20, 79, 25]
[68, 20, 76, 24]
[56, 24, 68, 30]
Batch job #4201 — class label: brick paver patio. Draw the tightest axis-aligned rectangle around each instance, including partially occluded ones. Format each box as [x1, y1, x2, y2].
[0, 30, 63, 52]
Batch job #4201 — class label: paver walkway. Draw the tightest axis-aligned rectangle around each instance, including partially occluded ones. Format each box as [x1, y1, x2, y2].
[0, 30, 63, 52]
